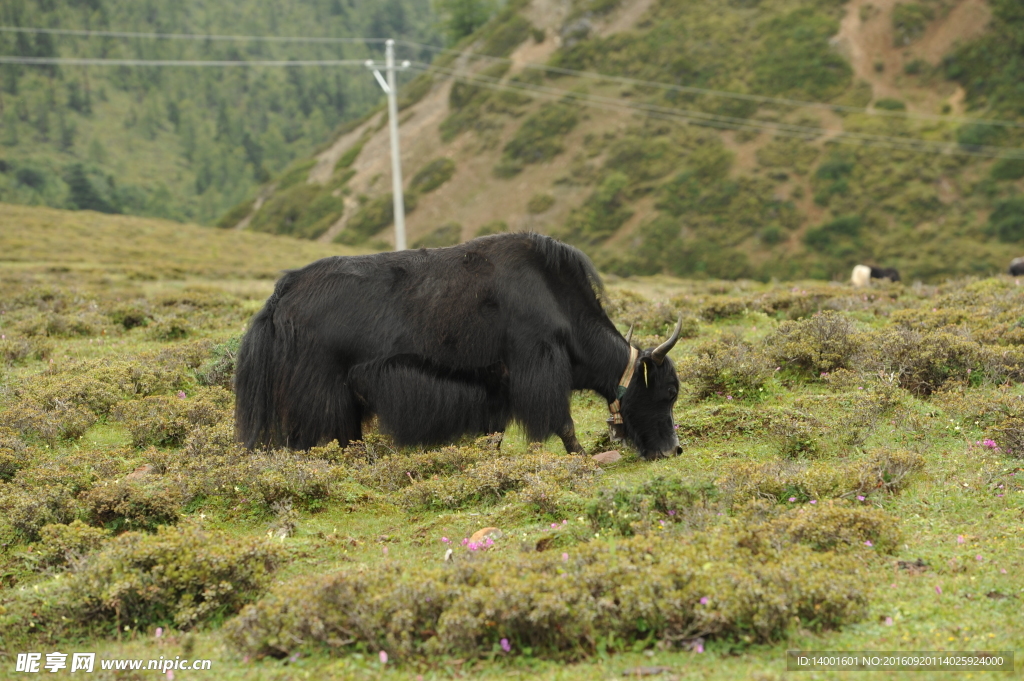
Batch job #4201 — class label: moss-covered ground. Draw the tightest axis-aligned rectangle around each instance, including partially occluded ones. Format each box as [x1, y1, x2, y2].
[0, 206, 1022, 680]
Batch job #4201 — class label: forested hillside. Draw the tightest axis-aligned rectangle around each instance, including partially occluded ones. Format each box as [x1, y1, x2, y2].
[230, 0, 1024, 282]
[0, 0, 439, 224]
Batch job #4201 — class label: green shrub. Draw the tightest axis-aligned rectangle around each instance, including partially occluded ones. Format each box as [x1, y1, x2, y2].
[496, 102, 579, 177]
[765, 311, 862, 376]
[147, 316, 193, 341]
[863, 328, 989, 396]
[988, 198, 1024, 243]
[195, 335, 241, 388]
[480, 15, 533, 57]
[754, 9, 852, 100]
[0, 427, 30, 481]
[903, 58, 929, 75]
[0, 484, 80, 541]
[764, 407, 824, 458]
[991, 158, 1024, 181]
[803, 214, 864, 258]
[677, 336, 773, 400]
[1, 335, 52, 364]
[169, 423, 365, 512]
[765, 500, 901, 553]
[226, 525, 870, 661]
[274, 158, 317, 191]
[5, 524, 281, 637]
[80, 479, 182, 533]
[107, 302, 151, 330]
[33, 520, 111, 569]
[4, 401, 97, 443]
[585, 476, 719, 535]
[558, 171, 633, 245]
[874, 98, 906, 111]
[399, 450, 598, 510]
[412, 222, 462, 249]
[527, 192, 555, 213]
[336, 192, 418, 244]
[215, 198, 255, 229]
[892, 3, 934, 46]
[410, 158, 456, 194]
[249, 183, 342, 240]
[112, 387, 233, 447]
[719, 449, 925, 505]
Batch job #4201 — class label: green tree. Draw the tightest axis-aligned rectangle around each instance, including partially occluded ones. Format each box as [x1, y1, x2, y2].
[435, 0, 495, 43]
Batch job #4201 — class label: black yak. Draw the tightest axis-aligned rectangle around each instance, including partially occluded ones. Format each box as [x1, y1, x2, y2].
[851, 264, 900, 286]
[1010, 257, 1024, 276]
[234, 233, 683, 459]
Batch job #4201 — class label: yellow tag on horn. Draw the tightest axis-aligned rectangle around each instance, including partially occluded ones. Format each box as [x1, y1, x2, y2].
[643, 362, 648, 387]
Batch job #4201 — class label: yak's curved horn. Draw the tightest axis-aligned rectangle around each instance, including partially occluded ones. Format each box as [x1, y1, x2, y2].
[651, 316, 683, 365]
[624, 324, 634, 346]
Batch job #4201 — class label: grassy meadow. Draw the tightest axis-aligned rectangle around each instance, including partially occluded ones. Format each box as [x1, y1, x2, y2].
[0, 204, 1023, 680]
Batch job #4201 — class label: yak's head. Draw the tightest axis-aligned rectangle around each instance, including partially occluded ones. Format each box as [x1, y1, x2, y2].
[620, 319, 682, 460]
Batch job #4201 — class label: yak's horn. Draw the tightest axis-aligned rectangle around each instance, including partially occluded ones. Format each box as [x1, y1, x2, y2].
[624, 324, 634, 346]
[651, 316, 683, 365]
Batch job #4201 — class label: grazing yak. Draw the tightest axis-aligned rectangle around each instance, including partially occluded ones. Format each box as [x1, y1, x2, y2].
[851, 264, 901, 286]
[1010, 257, 1024, 276]
[235, 233, 683, 459]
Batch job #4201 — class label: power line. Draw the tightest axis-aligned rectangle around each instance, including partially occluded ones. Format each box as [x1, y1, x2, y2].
[411, 62, 1024, 160]
[6, 23, 1020, 130]
[0, 56, 370, 67]
[397, 39, 1024, 131]
[0, 25, 385, 45]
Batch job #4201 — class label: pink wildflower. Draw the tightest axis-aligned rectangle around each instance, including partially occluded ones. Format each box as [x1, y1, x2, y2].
[957, 535, 965, 544]
[379, 651, 388, 664]
[500, 638, 511, 653]
[788, 497, 796, 503]
[976, 554, 983, 562]
[699, 597, 709, 605]
[177, 390, 186, 399]
[442, 537, 450, 544]
[864, 540, 873, 547]
[885, 617, 893, 626]
[155, 627, 163, 638]
[935, 586, 942, 595]
[562, 553, 569, 562]
[857, 495, 865, 501]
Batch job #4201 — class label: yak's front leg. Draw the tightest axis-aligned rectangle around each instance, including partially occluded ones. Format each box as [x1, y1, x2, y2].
[558, 418, 586, 455]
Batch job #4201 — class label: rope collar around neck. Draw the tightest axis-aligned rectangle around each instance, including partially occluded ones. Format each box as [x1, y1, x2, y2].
[607, 345, 639, 441]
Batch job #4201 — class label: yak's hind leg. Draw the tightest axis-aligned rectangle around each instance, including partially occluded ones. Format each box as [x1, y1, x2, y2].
[279, 341, 362, 449]
[349, 358, 509, 446]
[508, 341, 580, 453]
[558, 418, 586, 455]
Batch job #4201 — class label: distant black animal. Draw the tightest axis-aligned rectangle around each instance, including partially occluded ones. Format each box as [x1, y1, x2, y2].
[870, 266, 900, 282]
[1010, 257, 1024, 276]
[234, 233, 683, 459]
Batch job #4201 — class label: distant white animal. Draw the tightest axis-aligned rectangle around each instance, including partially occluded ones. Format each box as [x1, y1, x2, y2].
[851, 264, 901, 286]
[851, 264, 871, 287]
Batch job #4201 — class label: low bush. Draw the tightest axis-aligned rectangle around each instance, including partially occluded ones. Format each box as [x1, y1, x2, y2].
[4, 401, 97, 443]
[495, 102, 579, 177]
[585, 475, 719, 535]
[862, 328, 989, 396]
[0, 484, 80, 542]
[410, 158, 456, 194]
[527, 193, 555, 214]
[226, 524, 871, 661]
[677, 336, 774, 400]
[33, 520, 111, 569]
[719, 449, 925, 505]
[399, 450, 598, 510]
[195, 335, 241, 388]
[112, 387, 233, 447]
[80, 479, 182, 533]
[765, 311, 862, 376]
[3, 524, 281, 639]
[762, 500, 901, 553]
